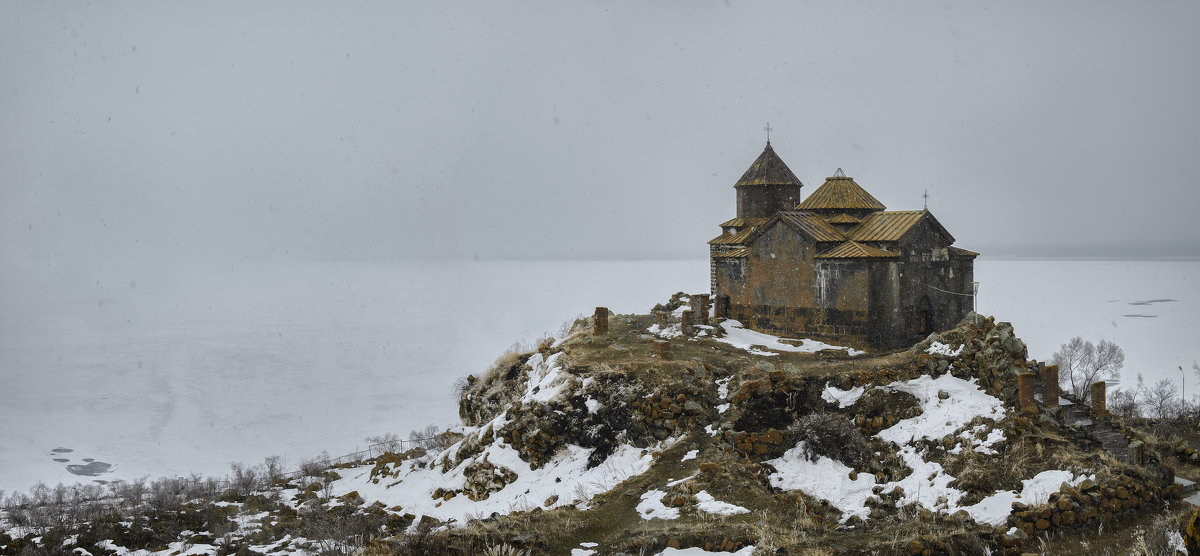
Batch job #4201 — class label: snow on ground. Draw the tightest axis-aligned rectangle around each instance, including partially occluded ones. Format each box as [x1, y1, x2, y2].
[926, 341, 965, 356]
[657, 547, 756, 556]
[647, 322, 683, 339]
[636, 490, 680, 520]
[715, 320, 865, 356]
[821, 382, 866, 407]
[328, 417, 680, 525]
[770, 373, 1084, 525]
[694, 490, 750, 515]
[767, 442, 879, 521]
[875, 374, 1006, 445]
[522, 352, 568, 403]
[962, 470, 1095, 526]
[1, 258, 1194, 495]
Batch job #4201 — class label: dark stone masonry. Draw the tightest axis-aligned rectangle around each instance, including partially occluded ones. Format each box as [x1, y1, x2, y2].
[710, 142, 978, 349]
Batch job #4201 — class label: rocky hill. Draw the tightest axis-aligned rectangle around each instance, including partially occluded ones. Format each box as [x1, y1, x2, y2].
[3, 294, 1196, 555]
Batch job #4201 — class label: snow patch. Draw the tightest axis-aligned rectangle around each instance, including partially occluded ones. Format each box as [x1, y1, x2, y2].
[329, 434, 679, 526]
[769, 373, 1070, 524]
[637, 490, 680, 520]
[658, 547, 756, 556]
[694, 490, 749, 515]
[962, 471, 1095, 526]
[876, 374, 1006, 445]
[821, 382, 867, 408]
[926, 341, 965, 357]
[716, 320, 864, 356]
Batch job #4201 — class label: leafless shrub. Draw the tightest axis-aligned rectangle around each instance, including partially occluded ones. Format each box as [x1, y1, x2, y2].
[409, 424, 448, 450]
[452, 375, 474, 398]
[258, 455, 282, 485]
[229, 462, 261, 495]
[793, 412, 870, 468]
[1129, 511, 1182, 555]
[146, 477, 185, 512]
[300, 451, 332, 477]
[111, 477, 147, 509]
[367, 432, 405, 454]
[1052, 337, 1124, 403]
[1144, 379, 1181, 419]
[483, 543, 530, 556]
[1110, 387, 1142, 419]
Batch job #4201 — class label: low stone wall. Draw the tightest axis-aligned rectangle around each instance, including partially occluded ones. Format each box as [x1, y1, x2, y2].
[1000, 475, 1183, 554]
[726, 303, 869, 348]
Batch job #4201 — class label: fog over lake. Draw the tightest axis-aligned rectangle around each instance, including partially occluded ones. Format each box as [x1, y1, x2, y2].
[3, 2, 1199, 497]
[1, 258, 1196, 494]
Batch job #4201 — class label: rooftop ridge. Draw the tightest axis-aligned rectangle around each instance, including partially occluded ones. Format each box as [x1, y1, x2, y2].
[734, 143, 804, 188]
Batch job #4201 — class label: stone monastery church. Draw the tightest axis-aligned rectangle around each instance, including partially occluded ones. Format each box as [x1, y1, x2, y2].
[709, 142, 978, 348]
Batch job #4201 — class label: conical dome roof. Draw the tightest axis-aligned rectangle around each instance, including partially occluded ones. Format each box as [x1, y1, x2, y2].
[734, 143, 804, 188]
[795, 169, 886, 211]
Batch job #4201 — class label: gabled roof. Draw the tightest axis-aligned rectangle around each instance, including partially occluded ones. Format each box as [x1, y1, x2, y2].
[712, 247, 748, 258]
[949, 246, 979, 258]
[734, 143, 804, 188]
[708, 221, 766, 245]
[847, 211, 925, 242]
[718, 217, 763, 228]
[825, 213, 862, 224]
[777, 212, 846, 243]
[795, 171, 886, 211]
[846, 210, 955, 244]
[815, 241, 900, 260]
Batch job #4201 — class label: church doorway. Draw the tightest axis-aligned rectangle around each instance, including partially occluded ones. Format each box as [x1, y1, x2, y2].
[917, 295, 934, 335]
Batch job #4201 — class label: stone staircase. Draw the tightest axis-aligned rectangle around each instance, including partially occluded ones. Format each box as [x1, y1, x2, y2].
[1061, 398, 1131, 464]
[1061, 398, 1200, 506]
[1177, 477, 1200, 506]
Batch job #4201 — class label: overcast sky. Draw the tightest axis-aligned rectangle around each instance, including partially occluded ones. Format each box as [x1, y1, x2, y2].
[3, 1, 1198, 269]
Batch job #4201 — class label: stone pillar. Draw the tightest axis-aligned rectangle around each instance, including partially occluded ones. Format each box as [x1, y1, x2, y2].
[1041, 365, 1060, 409]
[1018, 372, 1038, 414]
[694, 294, 711, 325]
[681, 309, 694, 336]
[1091, 381, 1108, 416]
[593, 307, 609, 336]
[654, 340, 671, 360]
[1128, 441, 1145, 466]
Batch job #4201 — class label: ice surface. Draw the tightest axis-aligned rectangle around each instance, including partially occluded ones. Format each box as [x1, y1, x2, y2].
[0, 260, 705, 494]
[977, 259, 1196, 398]
[1, 258, 1195, 495]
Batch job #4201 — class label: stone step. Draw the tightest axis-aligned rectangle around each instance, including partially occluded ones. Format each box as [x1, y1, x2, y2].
[1184, 490, 1200, 507]
[1175, 477, 1197, 494]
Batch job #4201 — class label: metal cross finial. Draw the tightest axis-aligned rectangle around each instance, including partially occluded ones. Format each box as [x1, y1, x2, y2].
[764, 122, 773, 144]
[923, 188, 929, 210]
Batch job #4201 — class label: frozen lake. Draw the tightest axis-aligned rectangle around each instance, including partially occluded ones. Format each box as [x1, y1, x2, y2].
[1, 258, 1196, 494]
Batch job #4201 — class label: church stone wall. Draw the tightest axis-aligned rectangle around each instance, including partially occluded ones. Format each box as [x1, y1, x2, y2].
[736, 184, 804, 219]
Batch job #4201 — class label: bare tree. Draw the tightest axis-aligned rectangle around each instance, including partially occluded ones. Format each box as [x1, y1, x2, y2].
[1052, 337, 1125, 403]
[1144, 379, 1181, 420]
[1109, 388, 1142, 419]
